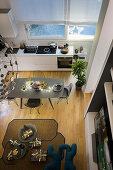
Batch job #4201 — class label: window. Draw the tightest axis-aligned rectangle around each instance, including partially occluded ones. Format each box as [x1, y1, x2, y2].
[27, 24, 65, 38]
[26, 24, 96, 40]
[67, 26, 96, 40]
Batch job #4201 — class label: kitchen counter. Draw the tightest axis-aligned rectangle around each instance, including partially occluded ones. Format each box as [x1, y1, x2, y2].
[12, 46, 73, 71]
[16, 46, 74, 56]
[9, 46, 87, 71]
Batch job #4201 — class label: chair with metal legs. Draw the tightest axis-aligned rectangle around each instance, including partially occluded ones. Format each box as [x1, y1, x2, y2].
[57, 83, 73, 104]
[25, 98, 42, 114]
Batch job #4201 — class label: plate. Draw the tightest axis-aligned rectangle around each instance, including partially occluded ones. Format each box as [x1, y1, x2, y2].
[7, 143, 27, 161]
[18, 124, 37, 143]
[32, 82, 41, 89]
[53, 84, 63, 92]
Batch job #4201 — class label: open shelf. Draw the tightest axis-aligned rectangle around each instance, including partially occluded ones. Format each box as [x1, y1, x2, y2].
[104, 82, 113, 139]
[110, 68, 113, 81]
[84, 41, 113, 169]
[85, 112, 98, 170]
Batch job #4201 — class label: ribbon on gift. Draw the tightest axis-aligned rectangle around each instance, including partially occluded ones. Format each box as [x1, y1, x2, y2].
[22, 129, 33, 139]
[29, 138, 41, 148]
[32, 149, 47, 162]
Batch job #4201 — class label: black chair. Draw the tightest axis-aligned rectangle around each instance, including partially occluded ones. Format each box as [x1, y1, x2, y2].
[25, 98, 42, 114]
[57, 83, 73, 104]
[6, 97, 19, 106]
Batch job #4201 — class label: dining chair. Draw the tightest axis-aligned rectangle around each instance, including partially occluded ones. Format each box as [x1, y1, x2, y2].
[25, 98, 42, 114]
[57, 83, 73, 104]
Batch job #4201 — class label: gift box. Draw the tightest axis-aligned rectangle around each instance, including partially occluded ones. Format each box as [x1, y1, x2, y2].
[31, 149, 47, 162]
[29, 138, 41, 148]
[22, 128, 33, 140]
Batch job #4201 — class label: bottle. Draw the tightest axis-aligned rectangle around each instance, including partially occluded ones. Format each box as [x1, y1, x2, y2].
[80, 46, 83, 53]
[75, 49, 78, 53]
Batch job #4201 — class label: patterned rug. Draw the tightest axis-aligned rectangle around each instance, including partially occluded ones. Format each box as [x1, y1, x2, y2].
[0, 119, 65, 170]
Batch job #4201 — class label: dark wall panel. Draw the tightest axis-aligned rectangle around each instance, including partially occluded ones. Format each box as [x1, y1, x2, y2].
[88, 47, 113, 112]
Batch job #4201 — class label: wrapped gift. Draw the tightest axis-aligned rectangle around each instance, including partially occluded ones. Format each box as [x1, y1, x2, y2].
[7, 144, 27, 161]
[7, 147, 19, 161]
[29, 138, 41, 148]
[31, 149, 47, 162]
[22, 128, 33, 140]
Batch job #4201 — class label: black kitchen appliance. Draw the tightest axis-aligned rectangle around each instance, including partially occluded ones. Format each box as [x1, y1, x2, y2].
[36, 46, 56, 54]
[57, 57, 72, 68]
[24, 45, 38, 53]
[49, 42, 57, 52]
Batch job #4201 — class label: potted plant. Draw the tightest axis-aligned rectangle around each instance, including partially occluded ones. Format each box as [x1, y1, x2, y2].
[71, 59, 87, 90]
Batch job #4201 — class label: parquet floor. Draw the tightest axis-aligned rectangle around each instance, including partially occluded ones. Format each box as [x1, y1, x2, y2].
[0, 71, 86, 170]
[84, 93, 92, 112]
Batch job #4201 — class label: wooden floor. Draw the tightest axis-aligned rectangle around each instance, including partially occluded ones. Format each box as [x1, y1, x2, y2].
[0, 71, 86, 170]
[84, 93, 92, 112]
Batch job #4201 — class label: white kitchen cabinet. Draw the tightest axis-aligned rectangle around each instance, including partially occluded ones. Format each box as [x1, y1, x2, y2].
[18, 64, 57, 71]
[16, 55, 57, 71]
[17, 55, 57, 64]
[0, 9, 18, 38]
[15, 54, 74, 71]
[11, 47, 74, 71]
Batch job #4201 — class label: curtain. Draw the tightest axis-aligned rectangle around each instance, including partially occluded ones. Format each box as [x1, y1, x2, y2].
[10, 0, 103, 25]
[68, 0, 103, 25]
[11, 0, 65, 23]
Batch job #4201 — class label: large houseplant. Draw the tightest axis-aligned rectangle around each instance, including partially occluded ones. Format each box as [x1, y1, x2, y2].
[71, 59, 87, 90]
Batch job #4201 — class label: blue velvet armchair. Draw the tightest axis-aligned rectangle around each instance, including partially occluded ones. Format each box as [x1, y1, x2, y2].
[44, 144, 77, 170]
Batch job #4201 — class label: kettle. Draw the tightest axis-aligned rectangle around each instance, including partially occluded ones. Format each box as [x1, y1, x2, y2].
[49, 42, 57, 52]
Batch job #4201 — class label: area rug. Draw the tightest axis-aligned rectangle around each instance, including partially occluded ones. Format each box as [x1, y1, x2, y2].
[1, 119, 65, 170]
[2, 119, 58, 147]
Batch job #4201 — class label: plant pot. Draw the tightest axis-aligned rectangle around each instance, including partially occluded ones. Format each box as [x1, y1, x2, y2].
[75, 83, 82, 90]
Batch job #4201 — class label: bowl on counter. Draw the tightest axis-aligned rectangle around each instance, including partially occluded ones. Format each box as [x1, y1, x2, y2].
[61, 47, 68, 54]
[58, 45, 63, 49]
[41, 82, 47, 89]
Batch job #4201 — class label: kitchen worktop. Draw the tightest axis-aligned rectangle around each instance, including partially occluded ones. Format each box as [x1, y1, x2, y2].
[6, 45, 87, 71]
[16, 46, 74, 56]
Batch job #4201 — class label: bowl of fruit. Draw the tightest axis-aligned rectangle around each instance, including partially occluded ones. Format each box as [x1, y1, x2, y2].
[33, 82, 41, 91]
[41, 82, 47, 89]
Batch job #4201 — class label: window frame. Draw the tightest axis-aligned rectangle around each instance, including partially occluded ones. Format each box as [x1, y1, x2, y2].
[25, 24, 95, 41]
[25, 24, 67, 40]
[67, 25, 96, 41]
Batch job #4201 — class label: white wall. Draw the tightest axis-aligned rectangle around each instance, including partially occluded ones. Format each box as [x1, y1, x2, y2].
[85, 0, 113, 93]
[86, 0, 109, 84]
